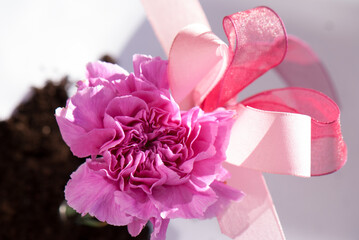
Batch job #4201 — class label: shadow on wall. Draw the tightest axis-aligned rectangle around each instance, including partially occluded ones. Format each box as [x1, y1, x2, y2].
[119, 20, 166, 71]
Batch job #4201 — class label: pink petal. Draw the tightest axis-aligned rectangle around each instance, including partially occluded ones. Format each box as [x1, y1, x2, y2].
[127, 218, 147, 237]
[69, 85, 116, 131]
[65, 163, 132, 226]
[55, 110, 116, 157]
[102, 113, 125, 141]
[133, 54, 169, 90]
[150, 217, 170, 240]
[154, 154, 188, 186]
[114, 189, 158, 220]
[112, 73, 159, 96]
[105, 96, 149, 118]
[151, 183, 217, 219]
[86, 61, 128, 81]
[191, 109, 235, 179]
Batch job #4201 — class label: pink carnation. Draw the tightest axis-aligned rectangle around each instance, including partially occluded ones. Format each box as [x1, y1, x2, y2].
[55, 55, 242, 239]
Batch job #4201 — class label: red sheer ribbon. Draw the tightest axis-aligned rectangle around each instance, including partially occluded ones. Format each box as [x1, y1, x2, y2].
[141, 2, 347, 239]
[201, 7, 287, 112]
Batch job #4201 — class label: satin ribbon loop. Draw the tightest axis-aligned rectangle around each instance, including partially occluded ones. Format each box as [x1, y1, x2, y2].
[226, 102, 312, 177]
[226, 87, 347, 177]
[168, 24, 229, 110]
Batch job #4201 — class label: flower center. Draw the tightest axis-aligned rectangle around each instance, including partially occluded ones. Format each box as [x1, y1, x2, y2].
[105, 107, 191, 186]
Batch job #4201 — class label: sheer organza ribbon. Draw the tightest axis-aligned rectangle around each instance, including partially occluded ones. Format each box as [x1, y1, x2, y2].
[141, 1, 346, 239]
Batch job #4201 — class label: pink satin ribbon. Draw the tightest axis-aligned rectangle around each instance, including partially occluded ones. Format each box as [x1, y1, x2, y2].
[140, 0, 210, 55]
[141, 2, 346, 239]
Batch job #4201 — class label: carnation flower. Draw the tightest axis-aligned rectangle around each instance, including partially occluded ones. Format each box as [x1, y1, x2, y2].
[55, 55, 243, 240]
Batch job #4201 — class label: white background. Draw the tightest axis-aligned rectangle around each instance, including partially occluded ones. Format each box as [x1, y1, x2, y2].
[1, 0, 358, 239]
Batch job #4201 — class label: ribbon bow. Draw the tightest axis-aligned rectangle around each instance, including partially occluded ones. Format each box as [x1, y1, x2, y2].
[142, 1, 346, 239]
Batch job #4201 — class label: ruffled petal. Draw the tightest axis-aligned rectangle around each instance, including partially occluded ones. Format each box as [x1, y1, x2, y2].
[190, 109, 235, 183]
[55, 109, 116, 157]
[86, 61, 128, 81]
[127, 218, 147, 237]
[151, 183, 217, 219]
[150, 217, 170, 240]
[65, 163, 132, 226]
[133, 54, 169, 90]
[114, 189, 158, 220]
[68, 85, 117, 131]
[105, 96, 149, 118]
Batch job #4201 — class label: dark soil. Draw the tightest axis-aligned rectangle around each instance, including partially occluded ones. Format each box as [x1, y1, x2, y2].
[0, 56, 150, 240]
